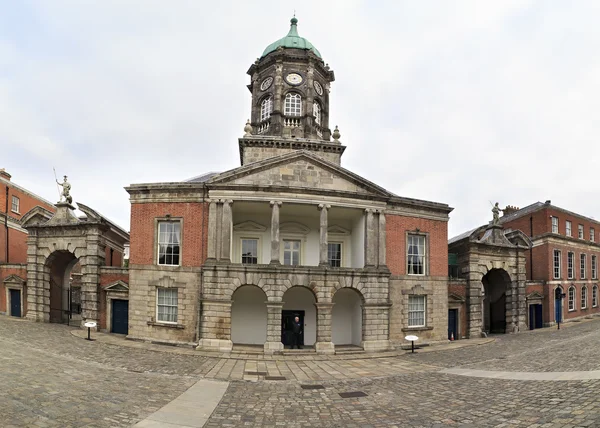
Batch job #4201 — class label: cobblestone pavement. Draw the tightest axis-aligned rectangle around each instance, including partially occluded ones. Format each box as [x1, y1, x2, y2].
[3, 315, 600, 427]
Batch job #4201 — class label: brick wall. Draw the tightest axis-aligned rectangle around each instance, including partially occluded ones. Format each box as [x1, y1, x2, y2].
[129, 202, 208, 267]
[0, 264, 27, 315]
[104, 246, 123, 267]
[386, 215, 448, 276]
[98, 268, 129, 330]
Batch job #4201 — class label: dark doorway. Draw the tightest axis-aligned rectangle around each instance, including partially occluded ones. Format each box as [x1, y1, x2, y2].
[448, 309, 458, 340]
[281, 310, 304, 347]
[529, 304, 543, 330]
[9, 289, 21, 317]
[111, 299, 129, 334]
[482, 269, 510, 334]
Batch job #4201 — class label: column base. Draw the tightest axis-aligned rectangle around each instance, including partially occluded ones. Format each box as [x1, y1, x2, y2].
[315, 341, 335, 354]
[263, 341, 284, 354]
[361, 340, 391, 352]
[196, 338, 233, 353]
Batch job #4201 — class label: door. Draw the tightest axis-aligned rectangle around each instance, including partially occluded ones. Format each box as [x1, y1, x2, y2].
[448, 309, 458, 340]
[9, 289, 21, 317]
[111, 299, 129, 334]
[535, 304, 543, 329]
[529, 304, 535, 330]
[281, 310, 304, 347]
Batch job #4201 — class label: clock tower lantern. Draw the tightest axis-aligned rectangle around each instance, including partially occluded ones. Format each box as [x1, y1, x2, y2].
[240, 17, 345, 166]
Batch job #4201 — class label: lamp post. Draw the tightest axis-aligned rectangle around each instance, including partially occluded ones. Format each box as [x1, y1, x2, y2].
[555, 288, 566, 330]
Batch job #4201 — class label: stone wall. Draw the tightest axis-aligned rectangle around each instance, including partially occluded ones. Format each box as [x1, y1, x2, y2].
[242, 145, 341, 166]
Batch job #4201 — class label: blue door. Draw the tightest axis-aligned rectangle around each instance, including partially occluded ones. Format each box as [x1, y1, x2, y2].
[111, 299, 129, 334]
[9, 289, 21, 317]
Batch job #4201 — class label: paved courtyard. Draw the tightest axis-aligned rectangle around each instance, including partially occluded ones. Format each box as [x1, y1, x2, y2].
[2, 316, 600, 427]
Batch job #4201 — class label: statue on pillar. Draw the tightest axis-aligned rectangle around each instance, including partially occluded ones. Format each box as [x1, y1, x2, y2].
[56, 175, 73, 204]
[492, 202, 502, 225]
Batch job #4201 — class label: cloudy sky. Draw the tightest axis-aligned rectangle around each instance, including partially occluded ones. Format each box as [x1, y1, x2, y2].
[2, 1, 600, 237]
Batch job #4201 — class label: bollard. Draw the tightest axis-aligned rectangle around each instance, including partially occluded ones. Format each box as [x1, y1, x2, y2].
[404, 334, 419, 354]
[84, 321, 97, 341]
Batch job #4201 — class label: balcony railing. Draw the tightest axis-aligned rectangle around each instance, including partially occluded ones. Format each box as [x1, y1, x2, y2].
[257, 119, 270, 134]
[284, 117, 301, 128]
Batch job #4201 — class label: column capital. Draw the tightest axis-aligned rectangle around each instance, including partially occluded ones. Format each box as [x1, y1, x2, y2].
[318, 203, 331, 211]
[365, 208, 374, 214]
[314, 302, 335, 309]
[220, 199, 233, 205]
[270, 200, 282, 207]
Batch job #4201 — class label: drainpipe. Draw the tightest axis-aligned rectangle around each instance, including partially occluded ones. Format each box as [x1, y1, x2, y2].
[195, 183, 207, 344]
[5, 186, 8, 263]
[529, 216, 533, 281]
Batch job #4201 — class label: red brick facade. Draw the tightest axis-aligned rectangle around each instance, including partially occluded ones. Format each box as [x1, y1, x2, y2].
[0, 264, 28, 315]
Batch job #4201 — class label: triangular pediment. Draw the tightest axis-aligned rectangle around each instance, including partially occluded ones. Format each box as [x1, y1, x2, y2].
[280, 221, 310, 235]
[526, 291, 544, 300]
[448, 292, 465, 302]
[104, 280, 129, 292]
[3, 274, 25, 285]
[21, 206, 54, 228]
[233, 220, 267, 232]
[207, 151, 391, 197]
[328, 225, 350, 235]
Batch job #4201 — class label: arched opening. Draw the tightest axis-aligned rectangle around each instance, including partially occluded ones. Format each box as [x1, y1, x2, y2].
[332, 288, 363, 347]
[481, 268, 511, 334]
[46, 250, 79, 324]
[260, 96, 273, 122]
[284, 93, 302, 116]
[231, 285, 267, 346]
[282, 286, 316, 348]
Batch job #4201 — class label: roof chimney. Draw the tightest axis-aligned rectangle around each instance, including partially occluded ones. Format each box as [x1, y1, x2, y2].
[545, 200, 551, 205]
[0, 168, 11, 181]
[503, 205, 520, 216]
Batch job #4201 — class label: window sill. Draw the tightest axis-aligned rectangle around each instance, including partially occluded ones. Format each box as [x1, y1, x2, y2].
[147, 321, 184, 329]
[402, 326, 434, 332]
[11, 210, 19, 215]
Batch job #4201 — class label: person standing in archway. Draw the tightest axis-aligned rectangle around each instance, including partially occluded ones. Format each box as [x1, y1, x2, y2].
[291, 316, 303, 349]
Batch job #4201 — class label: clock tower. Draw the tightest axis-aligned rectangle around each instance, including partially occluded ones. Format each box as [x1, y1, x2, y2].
[240, 17, 345, 166]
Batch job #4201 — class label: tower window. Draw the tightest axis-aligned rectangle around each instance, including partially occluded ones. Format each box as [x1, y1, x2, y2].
[313, 102, 321, 125]
[284, 93, 302, 116]
[260, 96, 273, 122]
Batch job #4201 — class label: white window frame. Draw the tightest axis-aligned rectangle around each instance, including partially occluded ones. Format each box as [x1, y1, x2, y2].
[581, 286, 588, 309]
[407, 234, 426, 276]
[566, 221, 572, 237]
[408, 295, 426, 327]
[240, 237, 260, 265]
[11, 195, 19, 213]
[551, 216, 559, 234]
[578, 224, 584, 239]
[567, 252, 574, 279]
[260, 96, 273, 122]
[581, 253, 587, 279]
[553, 249, 561, 279]
[282, 239, 302, 266]
[591, 227, 595, 242]
[593, 285, 598, 308]
[284, 93, 302, 116]
[313, 101, 321, 125]
[157, 220, 181, 266]
[156, 287, 178, 324]
[327, 241, 343, 268]
[568, 286, 576, 311]
[592, 255, 597, 280]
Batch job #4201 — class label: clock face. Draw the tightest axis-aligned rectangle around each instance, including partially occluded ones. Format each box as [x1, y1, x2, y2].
[260, 76, 273, 91]
[313, 80, 323, 95]
[285, 73, 303, 85]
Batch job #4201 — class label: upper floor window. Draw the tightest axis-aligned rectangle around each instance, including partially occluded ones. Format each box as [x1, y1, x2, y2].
[283, 239, 301, 266]
[408, 295, 426, 327]
[582, 286, 588, 309]
[327, 242, 342, 267]
[568, 286, 576, 311]
[593, 285, 598, 308]
[313, 102, 322, 125]
[553, 250, 561, 279]
[260, 96, 273, 122]
[593, 255, 597, 280]
[581, 254, 587, 279]
[566, 221, 572, 237]
[241, 238, 258, 265]
[284, 93, 302, 116]
[11, 196, 19, 213]
[551, 216, 559, 234]
[157, 221, 181, 266]
[157, 288, 178, 323]
[578, 224, 584, 239]
[591, 228, 596, 242]
[567, 252, 574, 279]
[407, 234, 426, 275]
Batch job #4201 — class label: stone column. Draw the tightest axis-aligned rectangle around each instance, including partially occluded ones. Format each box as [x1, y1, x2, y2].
[264, 302, 284, 354]
[270, 201, 282, 264]
[220, 199, 233, 263]
[377, 210, 386, 267]
[315, 302, 335, 354]
[318, 204, 330, 266]
[467, 268, 483, 338]
[206, 199, 218, 261]
[197, 300, 233, 352]
[362, 303, 391, 352]
[364, 209, 376, 267]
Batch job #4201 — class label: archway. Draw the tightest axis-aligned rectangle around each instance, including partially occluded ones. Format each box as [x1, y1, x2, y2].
[282, 286, 316, 348]
[47, 250, 79, 324]
[231, 285, 267, 345]
[482, 268, 511, 334]
[332, 288, 363, 346]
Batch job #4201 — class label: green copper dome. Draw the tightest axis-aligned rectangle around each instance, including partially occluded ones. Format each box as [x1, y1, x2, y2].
[261, 17, 322, 59]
